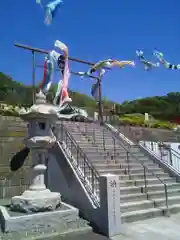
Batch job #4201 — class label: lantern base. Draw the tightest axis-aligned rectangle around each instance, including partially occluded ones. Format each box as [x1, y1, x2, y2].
[10, 189, 61, 213]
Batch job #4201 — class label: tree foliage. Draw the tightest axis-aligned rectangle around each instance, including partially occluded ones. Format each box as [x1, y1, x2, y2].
[120, 94, 180, 122]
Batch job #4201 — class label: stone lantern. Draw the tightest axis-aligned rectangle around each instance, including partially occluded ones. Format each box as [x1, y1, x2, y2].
[10, 91, 61, 213]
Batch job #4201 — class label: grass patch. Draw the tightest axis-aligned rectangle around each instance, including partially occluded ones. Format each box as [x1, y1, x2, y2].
[4, 131, 27, 137]
[119, 113, 176, 130]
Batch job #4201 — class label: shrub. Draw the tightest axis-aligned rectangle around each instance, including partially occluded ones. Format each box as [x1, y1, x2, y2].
[152, 121, 175, 130]
[119, 116, 144, 126]
[119, 113, 177, 129]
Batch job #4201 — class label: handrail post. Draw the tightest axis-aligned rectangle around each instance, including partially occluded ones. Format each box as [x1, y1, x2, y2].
[169, 148, 173, 166]
[93, 128, 96, 145]
[143, 167, 148, 199]
[85, 124, 88, 134]
[126, 152, 130, 179]
[103, 128, 106, 152]
[150, 141, 154, 151]
[113, 137, 116, 162]
[32, 50, 36, 104]
[97, 76, 103, 125]
[76, 147, 79, 165]
[91, 169, 95, 194]
[164, 184, 170, 216]
[83, 156, 86, 182]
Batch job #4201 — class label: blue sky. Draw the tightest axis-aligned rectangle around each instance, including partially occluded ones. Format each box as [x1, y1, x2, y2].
[1, 0, 180, 103]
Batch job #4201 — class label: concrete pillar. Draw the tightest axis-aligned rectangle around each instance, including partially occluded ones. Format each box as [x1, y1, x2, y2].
[99, 174, 121, 237]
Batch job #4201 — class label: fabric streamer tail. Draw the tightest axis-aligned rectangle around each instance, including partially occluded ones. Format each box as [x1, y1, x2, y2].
[91, 82, 99, 102]
[36, 0, 43, 8]
[112, 60, 135, 68]
[40, 54, 54, 93]
[136, 50, 145, 60]
[99, 69, 106, 77]
[44, 0, 63, 25]
[153, 50, 164, 63]
[78, 71, 89, 79]
[136, 50, 159, 71]
[53, 79, 63, 105]
[59, 60, 72, 107]
[54, 40, 72, 107]
[54, 40, 68, 57]
[153, 50, 180, 70]
[44, 8, 53, 25]
[90, 60, 112, 73]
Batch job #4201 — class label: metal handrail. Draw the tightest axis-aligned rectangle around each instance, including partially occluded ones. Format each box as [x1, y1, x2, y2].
[140, 140, 180, 174]
[158, 141, 180, 157]
[62, 124, 100, 176]
[103, 124, 169, 213]
[57, 123, 100, 207]
[170, 148, 180, 157]
[76, 123, 99, 148]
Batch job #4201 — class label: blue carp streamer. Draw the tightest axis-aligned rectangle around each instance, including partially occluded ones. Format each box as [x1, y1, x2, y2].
[45, 0, 63, 25]
[40, 52, 55, 93]
[36, 0, 63, 25]
[153, 50, 180, 70]
[136, 50, 160, 71]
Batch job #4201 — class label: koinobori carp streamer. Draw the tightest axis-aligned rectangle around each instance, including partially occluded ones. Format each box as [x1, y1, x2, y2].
[153, 50, 180, 70]
[136, 50, 160, 71]
[36, 0, 63, 25]
[40, 52, 55, 93]
[53, 40, 72, 107]
[39, 40, 71, 107]
[78, 59, 135, 78]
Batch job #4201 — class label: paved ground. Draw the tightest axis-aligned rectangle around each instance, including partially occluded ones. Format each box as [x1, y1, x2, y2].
[112, 213, 180, 240]
[43, 232, 109, 240]
[41, 213, 180, 240]
[1, 198, 180, 239]
[2, 214, 180, 240]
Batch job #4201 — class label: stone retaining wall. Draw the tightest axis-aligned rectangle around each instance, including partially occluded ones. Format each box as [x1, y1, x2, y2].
[0, 116, 32, 198]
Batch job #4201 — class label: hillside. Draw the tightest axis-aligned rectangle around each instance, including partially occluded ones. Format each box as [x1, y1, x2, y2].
[0, 72, 180, 125]
[119, 93, 180, 122]
[0, 72, 116, 114]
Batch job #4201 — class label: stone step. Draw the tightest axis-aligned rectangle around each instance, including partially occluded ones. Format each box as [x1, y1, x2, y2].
[77, 142, 140, 153]
[119, 163, 159, 169]
[82, 153, 150, 162]
[122, 204, 180, 223]
[120, 192, 180, 214]
[87, 158, 154, 165]
[87, 176, 176, 189]
[120, 186, 143, 195]
[118, 172, 169, 181]
[131, 177, 176, 186]
[120, 188, 180, 203]
[120, 183, 180, 195]
[93, 162, 157, 170]
[97, 167, 163, 175]
[87, 172, 169, 182]
[121, 207, 162, 223]
[121, 200, 154, 213]
[154, 196, 180, 207]
[120, 177, 176, 187]
[82, 151, 147, 159]
[120, 192, 147, 203]
[82, 151, 148, 159]
[144, 182, 180, 192]
[78, 147, 127, 153]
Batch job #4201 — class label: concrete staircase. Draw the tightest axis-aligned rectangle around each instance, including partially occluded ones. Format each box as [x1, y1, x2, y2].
[60, 121, 180, 223]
